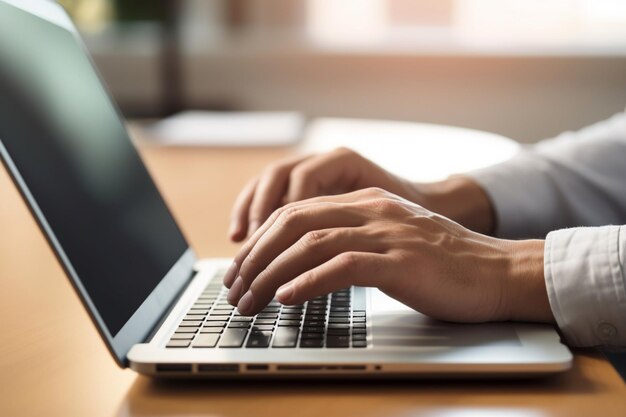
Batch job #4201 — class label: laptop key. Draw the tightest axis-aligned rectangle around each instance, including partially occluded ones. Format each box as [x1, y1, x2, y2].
[278, 320, 301, 327]
[246, 331, 272, 348]
[255, 319, 276, 325]
[179, 321, 203, 327]
[328, 318, 350, 324]
[302, 326, 325, 333]
[186, 310, 209, 315]
[228, 322, 251, 329]
[330, 301, 350, 307]
[327, 328, 350, 336]
[190, 304, 211, 310]
[203, 321, 227, 327]
[209, 313, 232, 318]
[252, 325, 274, 332]
[303, 320, 325, 327]
[300, 339, 324, 348]
[328, 311, 350, 317]
[230, 316, 254, 322]
[175, 327, 198, 334]
[166, 340, 191, 348]
[301, 332, 324, 339]
[352, 340, 367, 348]
[206, 316, 231, 321]
[193, 334, 220, 348]
[199, 327, 223, 334]
[219, 329, 248, 348]
[183, 315, 204, 321]
[272, 327, 299, 348]
[326, 335, 350, 348]
[280, 313, 302, 320]
[213, 306, 234, 311]
[351, 333, 366, 340]
[257, 313, 278, 319]
[170, 333, 195, 340]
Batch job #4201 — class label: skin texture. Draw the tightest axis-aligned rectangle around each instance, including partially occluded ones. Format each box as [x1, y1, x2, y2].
[225, 148, 555, 324]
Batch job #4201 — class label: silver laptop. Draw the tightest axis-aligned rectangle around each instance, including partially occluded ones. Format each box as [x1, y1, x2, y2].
[0, 0, 572, 378]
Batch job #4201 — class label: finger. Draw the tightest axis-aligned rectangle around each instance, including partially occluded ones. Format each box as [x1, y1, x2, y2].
[227, 202, 366, 306]
[286, 147, 362, 203]
[247, 155, 309, 236]
[237, 227, 383, 315]
[229, 176, 259, 242]
[227, 187, 388, 295]
[276, 252, 389, 306]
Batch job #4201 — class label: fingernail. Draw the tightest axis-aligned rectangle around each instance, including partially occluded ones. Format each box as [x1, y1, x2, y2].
[227, 276, 243, 305]
[276, 284, 294, 303]
[223, 261, 237, 288]
[237, 291, 254, 315]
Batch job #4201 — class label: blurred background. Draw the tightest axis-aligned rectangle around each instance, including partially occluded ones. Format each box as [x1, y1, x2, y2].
[59, 0, 626, 143]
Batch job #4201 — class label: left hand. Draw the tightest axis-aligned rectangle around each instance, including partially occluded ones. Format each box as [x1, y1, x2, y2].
[223, 187, 553, 323]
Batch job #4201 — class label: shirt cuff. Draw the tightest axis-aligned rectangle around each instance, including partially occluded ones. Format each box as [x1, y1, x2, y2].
[466, 150, 563, 239]
[545, 226, 626, 347]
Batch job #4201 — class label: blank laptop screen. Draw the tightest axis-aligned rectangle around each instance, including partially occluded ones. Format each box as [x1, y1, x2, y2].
[0, 3, 188, 336]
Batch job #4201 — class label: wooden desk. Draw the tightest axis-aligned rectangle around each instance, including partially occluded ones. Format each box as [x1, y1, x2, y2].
[1, 143, 625, 417]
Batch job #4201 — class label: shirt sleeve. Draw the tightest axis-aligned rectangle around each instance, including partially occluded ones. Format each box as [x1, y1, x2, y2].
[545, 226, 626, 347]
[467, 111, 626, 239]
[465, 110, 626, 347]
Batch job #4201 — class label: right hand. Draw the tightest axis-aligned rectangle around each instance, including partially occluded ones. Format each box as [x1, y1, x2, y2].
[229, 147, 419, 241]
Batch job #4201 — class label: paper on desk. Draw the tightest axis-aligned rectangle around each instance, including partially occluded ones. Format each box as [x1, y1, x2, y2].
[144, 111, 305, 147]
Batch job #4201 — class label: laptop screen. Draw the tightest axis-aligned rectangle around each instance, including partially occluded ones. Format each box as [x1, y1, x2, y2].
[0, 2, 188, 337]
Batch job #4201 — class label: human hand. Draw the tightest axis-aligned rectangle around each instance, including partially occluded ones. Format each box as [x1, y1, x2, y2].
[223, 187, 554, 323]
[229, 148, 420, 241]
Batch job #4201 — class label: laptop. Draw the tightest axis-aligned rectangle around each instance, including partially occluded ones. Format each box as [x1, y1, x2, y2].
[0, 0, 572, 378]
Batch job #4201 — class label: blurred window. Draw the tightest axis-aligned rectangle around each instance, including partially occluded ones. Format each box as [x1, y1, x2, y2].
[307, 0, 626, 50]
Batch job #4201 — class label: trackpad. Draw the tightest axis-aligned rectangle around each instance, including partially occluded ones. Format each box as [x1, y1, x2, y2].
[370, 291, 521, 348]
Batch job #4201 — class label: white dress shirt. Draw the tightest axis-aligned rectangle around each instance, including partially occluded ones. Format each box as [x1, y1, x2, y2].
[468, 111, 626, 347]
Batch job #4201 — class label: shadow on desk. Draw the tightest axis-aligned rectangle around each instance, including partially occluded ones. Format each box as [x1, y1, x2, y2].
[117, 351, 606, 417]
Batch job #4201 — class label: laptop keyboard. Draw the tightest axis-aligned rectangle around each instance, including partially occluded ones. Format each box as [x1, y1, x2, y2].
[166, 270, 369, 349]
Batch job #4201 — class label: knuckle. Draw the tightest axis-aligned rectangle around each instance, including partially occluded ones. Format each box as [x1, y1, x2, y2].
[364, 186, 388, 197]
[301, 229, 327, 248]
[276, 206, 300, 226]
[269, 203, 294, 222]
[289, 165, 312, 186]
[291, 163, 311, 177]
[336, 251, 360, 272]
[263, 161, 287, 176]
[334, 146, 356, 157]
[363, 197, 397, 213]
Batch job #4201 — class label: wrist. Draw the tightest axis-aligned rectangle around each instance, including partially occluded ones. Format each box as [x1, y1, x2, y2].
[502, 239, 555, 323]
[412, 176, 496, 234]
